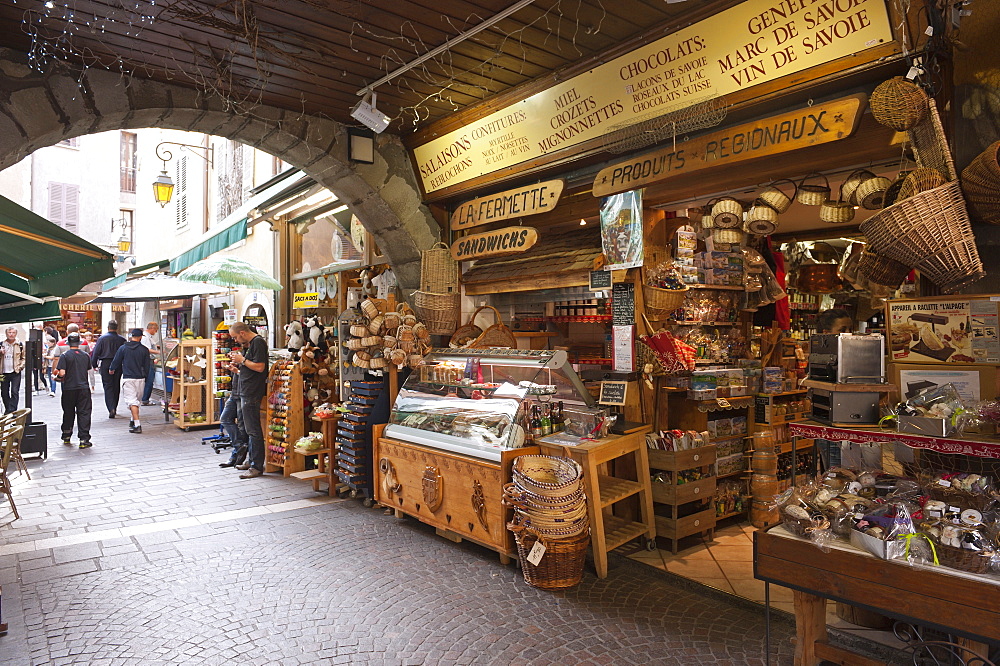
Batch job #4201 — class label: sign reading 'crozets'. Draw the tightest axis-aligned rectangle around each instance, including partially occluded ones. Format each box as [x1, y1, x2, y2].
[593, 94, 865, 197]
[412, 0, 893, 194]
[450, 179, 564, 230]
[451, 227, 539, 261]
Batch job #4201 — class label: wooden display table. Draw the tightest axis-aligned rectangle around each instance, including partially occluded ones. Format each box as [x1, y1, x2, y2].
[755, 527, 1000, 665]
[538, 428, 656, 578]
[374, 424, 538, 564]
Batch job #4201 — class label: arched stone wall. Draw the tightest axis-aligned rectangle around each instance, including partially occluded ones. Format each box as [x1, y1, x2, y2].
[0, 48, 439, 289]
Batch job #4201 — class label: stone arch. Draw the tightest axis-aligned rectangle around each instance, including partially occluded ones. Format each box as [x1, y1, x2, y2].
[0, 48, 439, 289]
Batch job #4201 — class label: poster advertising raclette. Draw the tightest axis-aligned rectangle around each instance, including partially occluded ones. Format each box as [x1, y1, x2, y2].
[888, 298, 1000, 364]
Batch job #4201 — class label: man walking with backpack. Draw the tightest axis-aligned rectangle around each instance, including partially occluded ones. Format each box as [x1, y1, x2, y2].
[109, 328, 152, 434]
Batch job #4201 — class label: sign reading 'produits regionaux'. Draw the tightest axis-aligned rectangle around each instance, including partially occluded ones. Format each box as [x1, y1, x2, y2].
[412, 0, 892, 194]
[450, 179, 564, 230]
[592, 94, 865, 196]
[450, 226, 539, 261]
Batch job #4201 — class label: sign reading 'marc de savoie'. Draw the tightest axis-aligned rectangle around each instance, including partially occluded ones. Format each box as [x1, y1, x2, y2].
[412, 0, 893, 194]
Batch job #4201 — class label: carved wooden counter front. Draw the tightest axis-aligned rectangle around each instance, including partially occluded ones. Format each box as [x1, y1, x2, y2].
[755, 527, 1000, 665]
[373, 424, 538, 564]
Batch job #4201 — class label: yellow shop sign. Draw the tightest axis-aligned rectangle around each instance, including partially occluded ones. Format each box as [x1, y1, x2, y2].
[292, 292, 319, 309]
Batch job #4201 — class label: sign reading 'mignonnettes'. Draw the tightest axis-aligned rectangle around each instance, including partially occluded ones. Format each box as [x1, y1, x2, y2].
[450, 179, 565, 230]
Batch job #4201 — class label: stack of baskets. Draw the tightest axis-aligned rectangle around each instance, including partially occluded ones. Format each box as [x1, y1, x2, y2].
[859, 88, 984, 293]
[504, 455, 590, 590]
[346, 298, 430, 370]
[412, 242, 461, 336]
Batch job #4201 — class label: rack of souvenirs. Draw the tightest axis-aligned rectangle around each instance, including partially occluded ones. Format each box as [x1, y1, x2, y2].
[264, 359, 306, 476]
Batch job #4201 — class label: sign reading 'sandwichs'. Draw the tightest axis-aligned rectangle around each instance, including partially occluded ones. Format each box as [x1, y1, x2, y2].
[413, 0, 893, 194]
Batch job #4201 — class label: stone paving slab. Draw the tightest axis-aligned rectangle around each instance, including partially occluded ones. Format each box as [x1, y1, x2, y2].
[0, 386, 797, 664]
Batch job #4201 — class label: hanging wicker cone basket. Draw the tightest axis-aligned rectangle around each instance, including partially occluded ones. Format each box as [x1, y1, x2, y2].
[870, 77, 929, 131]
[961, 140, 1000, 224]
[859, 181, 984, 293]
[797, 173, 831, 206]
[856, 249, 911, 288]
[758, 179, 797, 213]
[855, 176, 893, 210]
[419, 242, 460, 294]
[819, 199, 856, 224]
[711, 198, 743, 228]
[841, 169, 876, 206]
[898, 167, 946, 201]
[412, 291, 460, 336]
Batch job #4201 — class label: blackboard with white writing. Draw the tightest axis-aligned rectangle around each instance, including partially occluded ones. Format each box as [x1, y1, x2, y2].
[612, 282, 635, 326]
[598, 381, 628, 406]
[590, 270, 612, 291]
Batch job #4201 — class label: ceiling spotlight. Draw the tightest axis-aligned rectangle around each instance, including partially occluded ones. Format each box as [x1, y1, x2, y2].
[580, 219, 587, 225]
[350, 91, 391, 134]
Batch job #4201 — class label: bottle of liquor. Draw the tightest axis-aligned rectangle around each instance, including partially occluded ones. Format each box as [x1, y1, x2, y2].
[530, 406, 543, 440]
[540, 404, 552, 435]
[554, 401, 565, 432]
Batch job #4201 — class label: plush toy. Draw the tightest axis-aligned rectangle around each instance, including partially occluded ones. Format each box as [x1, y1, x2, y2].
[315, 363, 338, 393]
[298, 342, 317, 374]
[305, 314, 323, 347]
[284, 320, 304, 353]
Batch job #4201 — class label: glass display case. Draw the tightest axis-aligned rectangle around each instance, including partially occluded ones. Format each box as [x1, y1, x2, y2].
[384, 348, 595, 461]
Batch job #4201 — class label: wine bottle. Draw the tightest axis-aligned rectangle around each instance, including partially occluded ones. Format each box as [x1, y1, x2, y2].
[540, 404, 552, 435]
[530, 406, 543, 439]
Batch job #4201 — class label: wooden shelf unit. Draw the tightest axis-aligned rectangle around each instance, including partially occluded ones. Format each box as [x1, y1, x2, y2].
[173, 339, 219, 430]
[264, 359, 305, 477]
[648, 445, 717, 553]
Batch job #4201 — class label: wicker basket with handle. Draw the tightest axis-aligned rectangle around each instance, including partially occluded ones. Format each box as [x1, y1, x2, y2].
[870, 77, 929, 131]
[419, 242, 459, 294]
[841, 169, 876, 206]
[819, 199, 856, 224]
[412, 290, 460, 336]
[856, 176, 893, 210]
[449, 305, 516, 349]
[711, 198, 743, 228]
[898, 167, 946, 201]
[758, 179, 797, 213]
[908, 98, 957, 181]
[961, 140, 1000, 224]
[797, 173, 830, 206]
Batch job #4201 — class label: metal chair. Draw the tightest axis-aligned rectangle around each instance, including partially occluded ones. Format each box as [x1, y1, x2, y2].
[0, 424, 23, 521]
[7, 408, 31, 479]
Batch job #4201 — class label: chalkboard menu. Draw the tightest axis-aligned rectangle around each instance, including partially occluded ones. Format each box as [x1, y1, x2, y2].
[598, 381, 628, 406]
[589, 269, 612, 290]
[611, 282, 635, 326]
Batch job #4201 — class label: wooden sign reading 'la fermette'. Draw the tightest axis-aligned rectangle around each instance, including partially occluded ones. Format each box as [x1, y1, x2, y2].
[451, 226, 538, 261]
[593, 94, 866, 197]
[450, 179, 564, 230]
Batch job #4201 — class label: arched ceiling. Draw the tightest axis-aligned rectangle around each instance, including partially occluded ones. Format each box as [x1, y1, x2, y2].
[0, 0, 732, 134]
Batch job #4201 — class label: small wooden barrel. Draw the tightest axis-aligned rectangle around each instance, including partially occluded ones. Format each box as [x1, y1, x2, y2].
[751, 449, 778, 475]
[751, 473, 779, 499]
[750, 500, 780, 529]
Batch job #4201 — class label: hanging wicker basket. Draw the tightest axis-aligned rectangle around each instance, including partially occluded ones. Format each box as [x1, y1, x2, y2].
[419, 242, 459, 294]
[745, 203, 778, 235]
[898, 167, 946, 201]
[883, 172, 911, 208]
[856, 249, 910, 288]
[961, 140, 1000, 224]
[758, 179, 797, 213]
[797, 173, 830, 206]
[819, 199, 856, 224]
[870, 77, 929, 131]
[412, 291, 460, 336]
[642, 284, 689, 316]
[712, 228, 744, 245]
[909, 99, 957, 181]
[855, 176, 893, 210]
[711, 198, 743, 228]
[841, 169, 877, 206]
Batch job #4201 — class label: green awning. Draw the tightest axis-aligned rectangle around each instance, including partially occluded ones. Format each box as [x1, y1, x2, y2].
[102, 258, 170, 290]
[0, 300, 62, 325]
[169, 218, 248, 273]
[0, 194, 114, 313]
[102, 273, 127, 290]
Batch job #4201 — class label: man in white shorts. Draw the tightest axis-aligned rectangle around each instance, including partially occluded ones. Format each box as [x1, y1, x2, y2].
[109, 328, 152, 434]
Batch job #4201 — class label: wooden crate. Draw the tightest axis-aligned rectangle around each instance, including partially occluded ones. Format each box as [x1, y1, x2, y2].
[655, 508, 716, 541]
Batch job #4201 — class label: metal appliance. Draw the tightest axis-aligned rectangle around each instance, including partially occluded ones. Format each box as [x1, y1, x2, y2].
[810, 389, 880, 425]
[807, 333, 885, 384]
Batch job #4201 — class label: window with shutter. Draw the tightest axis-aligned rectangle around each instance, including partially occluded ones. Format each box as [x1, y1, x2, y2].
[175, 156, 189, 230]
[48, 182, 80, 233]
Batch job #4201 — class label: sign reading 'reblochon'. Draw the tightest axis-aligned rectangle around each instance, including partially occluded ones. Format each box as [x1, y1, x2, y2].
[412, 0, 893, 194]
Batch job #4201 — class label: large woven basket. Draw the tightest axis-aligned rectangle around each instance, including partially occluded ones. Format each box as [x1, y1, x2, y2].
[909, 99, 957, 181]
[642, 284, 688, 315]
[412, 291, 460, 336]
[419, 242, 459, 294]
[510, 522, 590, 589]
[856, 249, 910, 288]
[859, 181, 984, 293]
[512, 455, 584, 494]
[870, 77, 928, 131]
[961, 140, 1000, 224]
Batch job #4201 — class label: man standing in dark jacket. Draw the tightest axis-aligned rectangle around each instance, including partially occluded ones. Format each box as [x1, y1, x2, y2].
[56, 334, 93, 448]
[91, 321, 126, 418]
[109, 328, 152, 434]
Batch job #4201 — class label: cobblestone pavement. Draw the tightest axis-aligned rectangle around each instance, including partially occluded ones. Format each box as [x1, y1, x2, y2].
[1, 388, 795, 665]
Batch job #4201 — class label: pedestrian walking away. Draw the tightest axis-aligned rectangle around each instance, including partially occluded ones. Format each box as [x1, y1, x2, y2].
[91, 321, 126, 418]
[140, 322, 161, 405]
[0, 326, 25, 414]
[110, 328, 152, 434]
[227, 321, 269, 479]
[56, 333, 93, 448]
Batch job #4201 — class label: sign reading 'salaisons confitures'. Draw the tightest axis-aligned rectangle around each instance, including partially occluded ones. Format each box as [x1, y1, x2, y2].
[413, 0, 893, 194]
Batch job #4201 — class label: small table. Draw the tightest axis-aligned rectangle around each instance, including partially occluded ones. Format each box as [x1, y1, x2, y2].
[538, 428, 656, 578]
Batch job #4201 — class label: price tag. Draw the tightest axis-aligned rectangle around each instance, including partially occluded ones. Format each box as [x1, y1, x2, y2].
[526, 540, 547, 566]
[716, 397, 732, 409]
[938, 479, 951, 487]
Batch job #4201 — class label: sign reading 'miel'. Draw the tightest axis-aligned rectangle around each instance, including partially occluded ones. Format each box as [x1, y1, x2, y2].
[451, 227, 539, 261]
[593, 94, 865, 197]
[451, 179, 564, 230]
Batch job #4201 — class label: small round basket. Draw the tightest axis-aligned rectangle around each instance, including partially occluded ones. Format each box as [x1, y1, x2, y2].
[856, 176, 893, 210]
[745, 217, 778, 236]
[898, 167, 946, 201]
[642, 284, 689, 315]
[699, 204, 715, 230]
[349, 324, 370, 338]
[758, 179, 797, 213]
[368, 314, 385, 335]
[512, 455, 584, 495]
[345, 338, 367, 351]
[841, 169, 876, 206]
[797, 173, 830, 206]
[819, 199, 856, 224]
[870, 77, 929, 131]
[883, 172, 911, 208]
[712, 228, 744, 246]
[360, 335, 382, 348]
[711, 198, 743, 228]
[360, 298, 380, 319]
[935, 542, 991, 575]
